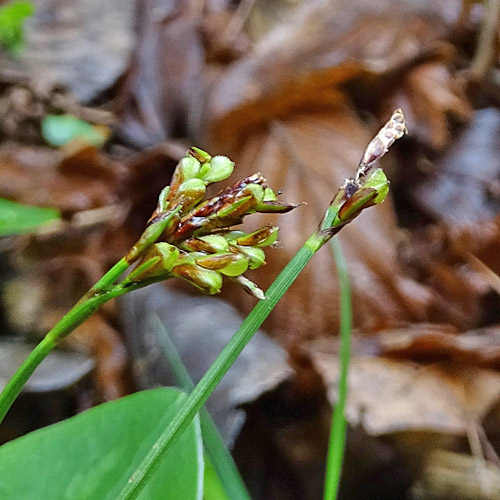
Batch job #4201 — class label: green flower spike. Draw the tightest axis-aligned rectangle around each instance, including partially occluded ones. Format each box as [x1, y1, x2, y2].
[129, 148, 297, 299]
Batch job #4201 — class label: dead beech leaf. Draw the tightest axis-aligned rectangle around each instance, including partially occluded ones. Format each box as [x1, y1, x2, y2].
[306, 336, 500, 436]
[413, 108, 500, 226]
[0, 143, 125, 215]
[205, 0, 464, 149]
[413, 450, 500, 500]
[0, 0, 135, 102]
[375, 324, 500, 369]
[399, 214, 500, 329]
[383, 61, 473, 150]
[0, 338, 94, 393]
[203, 0, 476, 342]
[216, 106, 433, 345]
[246, 0, 306, 41]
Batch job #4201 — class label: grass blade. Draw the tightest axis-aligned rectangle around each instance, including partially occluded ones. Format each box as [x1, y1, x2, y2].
[323, 238, 352, 500]
[151, 314, 252, 500]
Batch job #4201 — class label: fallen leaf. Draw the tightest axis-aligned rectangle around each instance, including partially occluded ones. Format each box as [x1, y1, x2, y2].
[0, 143, 124, 215]
[382, 61, 473, 150]
[378, 324, 500, 369]
[213, 106, 434, 344]
[305, 335, 500, 436]
[0, 338, 94, 393]
[115, 0, 204, 147]
[0, 0, 135, 102]
[205, 0, 465, 149]
[413, 108, 500, 226]
[413, 450, 500, 500]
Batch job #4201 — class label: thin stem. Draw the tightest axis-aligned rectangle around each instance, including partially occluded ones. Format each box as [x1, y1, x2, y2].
[153, 314, 251, 500]
[116, 212, 338, 500]
[323, 238, 352, 500]
[0, 209, 182, 425]
[0, 291, 115, 423]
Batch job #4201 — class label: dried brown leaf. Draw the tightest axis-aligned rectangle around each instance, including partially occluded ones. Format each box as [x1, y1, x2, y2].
[413, 108, 500, 225]
[205, 0, 464, 149]
[116, 1, 204, 147]
[306, 334, 500, 436]
[382, 61, 473, 149]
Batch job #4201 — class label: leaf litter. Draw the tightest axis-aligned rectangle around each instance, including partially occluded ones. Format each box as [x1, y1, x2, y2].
[2, 0, 500, 498]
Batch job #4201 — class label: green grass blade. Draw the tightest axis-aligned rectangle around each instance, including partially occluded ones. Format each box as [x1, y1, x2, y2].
[151, 314, 252, 500]
[323, 238, 352, 500]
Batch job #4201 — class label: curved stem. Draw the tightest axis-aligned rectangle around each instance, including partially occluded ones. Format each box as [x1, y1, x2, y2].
[0, 274, 172, 425]
[0, 292, 111, 423]
[0, 208, 182, 425]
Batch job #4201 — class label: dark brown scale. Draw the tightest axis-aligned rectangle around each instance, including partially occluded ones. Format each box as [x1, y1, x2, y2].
[344, 181, 359, 199]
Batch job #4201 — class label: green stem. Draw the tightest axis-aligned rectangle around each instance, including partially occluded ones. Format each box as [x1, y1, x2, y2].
[0, 290, 113, 423]
[0, 208, 181, 425]
[323, 238, 352, 500]
[152, 314, 252, 500]
[80, 258, 129, 299]
[0, 277, 164, 424]
[116, 208, 339, 500]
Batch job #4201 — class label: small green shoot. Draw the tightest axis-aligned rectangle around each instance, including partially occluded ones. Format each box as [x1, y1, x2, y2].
[152, 314, 252, 500]
[323, 238, 352, 500]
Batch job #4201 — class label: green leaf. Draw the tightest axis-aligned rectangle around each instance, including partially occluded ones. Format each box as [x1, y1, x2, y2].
[151, 315, 252, 500]
[41, 114, 108, 147]
[0, 199, 60, 236]
[0, 1, 35, 55]
[0, 388, 204, 500]
[203, 456, 231, 500]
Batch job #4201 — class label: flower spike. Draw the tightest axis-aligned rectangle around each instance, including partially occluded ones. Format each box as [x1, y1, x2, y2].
[130, 148, 297, 298]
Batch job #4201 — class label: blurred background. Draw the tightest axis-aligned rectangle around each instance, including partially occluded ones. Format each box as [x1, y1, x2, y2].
[1, 0, 500, 498]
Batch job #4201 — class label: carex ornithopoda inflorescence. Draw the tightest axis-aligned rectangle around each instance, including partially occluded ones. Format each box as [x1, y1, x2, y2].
[124, 109, 406, 299]
[125, 147, 298, 299]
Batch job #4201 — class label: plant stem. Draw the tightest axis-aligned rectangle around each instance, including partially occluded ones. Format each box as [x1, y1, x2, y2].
[323, 238, 352, 500]
[152, 314, 252, 500]
[0, 280, 156, 424]
[0, 209, 182, 425]
[116, 207, 339, 500]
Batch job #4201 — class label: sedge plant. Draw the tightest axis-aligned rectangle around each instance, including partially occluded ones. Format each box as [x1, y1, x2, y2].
[0, 109, 407, 499]
[116, 109, 408, 500]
